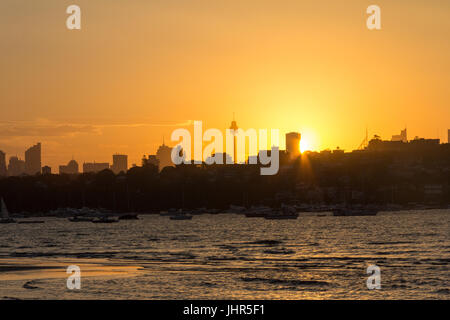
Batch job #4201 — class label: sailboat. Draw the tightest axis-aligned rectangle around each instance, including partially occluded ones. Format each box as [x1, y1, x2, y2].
[0, 198, 16, 224]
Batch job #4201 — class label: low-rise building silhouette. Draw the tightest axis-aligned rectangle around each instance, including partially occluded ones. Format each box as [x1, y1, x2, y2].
[142, 155, 159, 168]
[206, 153, 233, 165]
[59, 160, 79, 174]
[42, 166, 52, 175]
[391, 128, 408, 142]
[83, 162, 109, 173]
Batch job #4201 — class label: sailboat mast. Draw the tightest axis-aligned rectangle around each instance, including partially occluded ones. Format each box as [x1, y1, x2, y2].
[1, 198, 9, 219]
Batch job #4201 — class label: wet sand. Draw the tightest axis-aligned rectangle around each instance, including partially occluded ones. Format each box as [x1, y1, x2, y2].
[0, 258, 142, 281]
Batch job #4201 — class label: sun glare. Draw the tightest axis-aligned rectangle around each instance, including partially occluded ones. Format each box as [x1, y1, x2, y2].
[300, 139, 311, 153]
[299, 131, 318, 153]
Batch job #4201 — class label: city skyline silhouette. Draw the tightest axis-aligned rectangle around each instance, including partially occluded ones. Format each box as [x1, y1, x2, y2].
[1, 1, 449, 173]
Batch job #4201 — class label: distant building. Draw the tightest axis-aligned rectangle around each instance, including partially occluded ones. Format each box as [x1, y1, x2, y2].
[59, 160, 79, 174]
[229, 118, 239, 163]
[409, 137, 440, 147]
[391, 128, 407, 142]
[286, 132, 301, 159]
[25, 142, 41, 175]
[206, 153, 233, 164]
[448, 129, 450, 144]
[83, 162, 110, 173]
[143, 155, 160, 168]
[368, 136, 405, 152]
[0, 150, 6, 176]
[333, 147, 345, 155]
[257, 148, 289, 166]
[111, 154, 128, 174]
[42, 166, 52, 175]
[7, 156, 25, 176]
[368, 135, 440, 152]
[156, 141, 174, 170]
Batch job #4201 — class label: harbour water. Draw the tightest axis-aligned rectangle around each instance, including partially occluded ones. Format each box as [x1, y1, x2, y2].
[0, 210, 448, 299]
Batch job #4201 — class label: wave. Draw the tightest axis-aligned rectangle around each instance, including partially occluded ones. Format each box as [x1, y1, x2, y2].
[247, 240, 283, 246]
[263, 248, 295, 255]
[240, 277, 330, 287]
[23, 280, 41, 290]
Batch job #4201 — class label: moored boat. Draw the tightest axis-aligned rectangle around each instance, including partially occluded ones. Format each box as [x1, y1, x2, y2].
[92, 216, 119, 223]
[245, 206, 272, 218]
[264, 205, 299, 220]
[17, 220, 45, 224]
[68, 216, 94, 222]
[160, 208, 179, 216]
[333, 208, 378, 216]
[118, 213, 139, 220]
[264, 212, 299, 220]
[169, 214, 193, 220]
[245, 212, 268, 218]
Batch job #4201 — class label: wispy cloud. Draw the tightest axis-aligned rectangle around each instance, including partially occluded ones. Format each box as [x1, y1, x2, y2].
[0, 119, 194, 138]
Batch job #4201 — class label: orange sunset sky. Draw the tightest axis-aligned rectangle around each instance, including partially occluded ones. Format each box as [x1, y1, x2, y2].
[0, 0, 449, 169]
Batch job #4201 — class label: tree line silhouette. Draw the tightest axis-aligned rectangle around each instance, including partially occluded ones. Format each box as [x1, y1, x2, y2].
[0, 147, 449, 214]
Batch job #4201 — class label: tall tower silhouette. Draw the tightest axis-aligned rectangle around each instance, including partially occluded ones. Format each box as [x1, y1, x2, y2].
[229, 114, 238, 164]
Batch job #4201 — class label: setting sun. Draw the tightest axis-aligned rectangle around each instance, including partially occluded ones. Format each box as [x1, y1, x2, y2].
[300, 139, 311, 153]
[299, 130, 318, 153]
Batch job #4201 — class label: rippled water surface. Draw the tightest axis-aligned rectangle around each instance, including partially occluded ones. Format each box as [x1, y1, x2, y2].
[0, 210, 449, 299]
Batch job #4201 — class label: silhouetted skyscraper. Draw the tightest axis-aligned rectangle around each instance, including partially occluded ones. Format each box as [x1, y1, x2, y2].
[156, 140, 173, 171]
[229, 116, 238, 164]
[8, 156, 25, 176]
[111, 154, 128, 174]
[25, 142, 41, 175]
[59, 160, 79, 174]
[286, 132, 301, 159]
[448, 129, 450, 144]
[0, 151, 6, 176]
